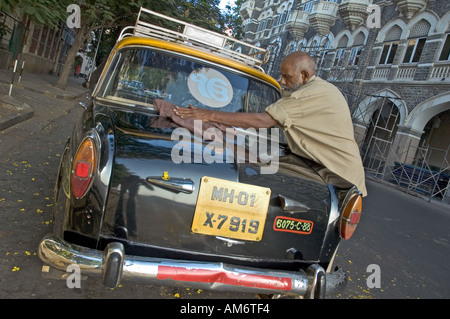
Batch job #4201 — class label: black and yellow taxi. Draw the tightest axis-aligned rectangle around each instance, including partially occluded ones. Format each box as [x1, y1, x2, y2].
[38, 7, 362, 298]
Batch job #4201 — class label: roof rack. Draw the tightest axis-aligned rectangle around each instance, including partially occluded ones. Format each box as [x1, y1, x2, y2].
[118, 7, 269, 69]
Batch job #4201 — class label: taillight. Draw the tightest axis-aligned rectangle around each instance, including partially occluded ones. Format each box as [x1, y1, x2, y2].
[71, 137, 97, 199]
[339, 192, 362, 240]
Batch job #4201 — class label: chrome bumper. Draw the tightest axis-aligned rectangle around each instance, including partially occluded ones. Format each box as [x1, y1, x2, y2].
[38, 234, 346, 298]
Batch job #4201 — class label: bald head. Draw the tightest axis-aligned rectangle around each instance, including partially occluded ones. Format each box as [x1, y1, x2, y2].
[284, 51, 316, 75]
[279, 51, 316, 92]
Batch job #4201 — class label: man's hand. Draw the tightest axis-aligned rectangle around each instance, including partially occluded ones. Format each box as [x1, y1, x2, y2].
[174, 104, 212, 122]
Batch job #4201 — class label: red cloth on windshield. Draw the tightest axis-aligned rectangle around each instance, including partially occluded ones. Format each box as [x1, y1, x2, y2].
[152, 99, 231, 139]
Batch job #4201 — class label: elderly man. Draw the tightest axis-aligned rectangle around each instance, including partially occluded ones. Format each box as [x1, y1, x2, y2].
[175, 51, 367, 196]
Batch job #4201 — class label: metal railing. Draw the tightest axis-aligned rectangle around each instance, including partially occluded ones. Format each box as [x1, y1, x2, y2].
[363, 140, 450, 203]
[118, 7, 270, 69]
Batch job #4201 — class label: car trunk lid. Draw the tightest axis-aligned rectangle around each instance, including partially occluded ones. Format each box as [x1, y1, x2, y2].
[101, 106, 332, 264]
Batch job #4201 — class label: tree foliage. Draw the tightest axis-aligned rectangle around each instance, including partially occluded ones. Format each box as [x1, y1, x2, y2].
[219, 0, 244, 39]
[1, 0, 244, 89]
[0, 0, 69, 25]
[178, 0, 223, 32]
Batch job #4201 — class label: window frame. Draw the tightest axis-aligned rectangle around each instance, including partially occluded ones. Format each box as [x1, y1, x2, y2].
[334, 48, 346, 67]
[379, 41, 399, 65]
[438, 34, 450, 62]
[402, 37, 426, 64]
[349, 46, 363, 66]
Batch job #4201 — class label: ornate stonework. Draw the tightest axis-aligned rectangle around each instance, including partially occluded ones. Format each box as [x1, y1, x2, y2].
[338, 0, 370, 31]
[309, 0, 339, 35]
[285, 10, 310, 40]
[392, 0, 429, 21]
[239, 0, 256, 20]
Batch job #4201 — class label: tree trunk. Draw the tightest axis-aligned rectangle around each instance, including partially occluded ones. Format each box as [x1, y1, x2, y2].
[54, 21, 86, 90]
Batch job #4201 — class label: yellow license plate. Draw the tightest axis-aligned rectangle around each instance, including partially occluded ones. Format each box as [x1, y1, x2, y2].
[191, 177, 271, 241]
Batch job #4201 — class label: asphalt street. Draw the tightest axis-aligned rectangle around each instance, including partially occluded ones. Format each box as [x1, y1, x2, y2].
[332, 180, 450, 299]
[0, 74, 449, 300]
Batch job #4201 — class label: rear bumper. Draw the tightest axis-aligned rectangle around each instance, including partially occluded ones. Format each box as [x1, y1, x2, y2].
[38, 234, 346, 298]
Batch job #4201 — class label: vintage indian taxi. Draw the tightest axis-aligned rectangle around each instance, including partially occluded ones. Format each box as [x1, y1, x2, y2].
[38, 8, 363, 298]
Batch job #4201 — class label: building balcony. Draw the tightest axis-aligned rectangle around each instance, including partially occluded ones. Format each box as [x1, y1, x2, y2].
[391, 0, 429, 21]
[429, 62, 450, 82]
[395, 65, 417, 80]
[370, 63, 450, 83]
[338, 0, 370, 31]
[285, 10, 310, 40]
[309, 1, 339, 36]
[371, 65, 417, 81]
[239, 0, 255, 20]
[371, 65, 392, 80]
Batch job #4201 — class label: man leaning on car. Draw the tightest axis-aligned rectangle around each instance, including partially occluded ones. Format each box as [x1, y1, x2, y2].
[175, 51, 367, 197]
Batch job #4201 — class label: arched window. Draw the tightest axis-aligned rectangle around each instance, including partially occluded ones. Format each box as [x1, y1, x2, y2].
[277, 11, 286, 26]
[309, 39, 320, 56]
[317, 38, 332, 69]
[334, 35, 348, 66]
[349, 32, 366, 66]
[403, 20, 430, 64]
[379, 25, 402, 65]
[297, 38, 307, 52]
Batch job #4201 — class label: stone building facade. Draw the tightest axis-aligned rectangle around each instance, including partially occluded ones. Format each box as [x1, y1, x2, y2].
[239, 0, 450, 201]
[0, 11, 76, 74]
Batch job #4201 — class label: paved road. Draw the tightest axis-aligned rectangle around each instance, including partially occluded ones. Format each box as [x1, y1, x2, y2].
[331, 180, 450, 299]
[0, 78, 448, 300]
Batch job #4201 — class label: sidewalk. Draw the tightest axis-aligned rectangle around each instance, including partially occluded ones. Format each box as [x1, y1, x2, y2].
[0, 69, 90, 131]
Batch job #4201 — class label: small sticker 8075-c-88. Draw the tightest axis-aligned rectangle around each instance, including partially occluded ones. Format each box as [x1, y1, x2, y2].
[273, 216, 313, 235]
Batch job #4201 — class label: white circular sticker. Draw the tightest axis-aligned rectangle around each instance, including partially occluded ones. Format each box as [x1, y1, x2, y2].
[187, 68, 233, 108]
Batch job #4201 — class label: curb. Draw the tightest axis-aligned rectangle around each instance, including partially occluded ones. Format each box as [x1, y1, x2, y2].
[26, 85, 90, 101]
[0, 95, 34, 131]
[0, 73, 90, 131]
[0, 80, 89, 101]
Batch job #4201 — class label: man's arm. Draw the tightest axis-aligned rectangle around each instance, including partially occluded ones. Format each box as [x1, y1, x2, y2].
[174, 104, 277, 129]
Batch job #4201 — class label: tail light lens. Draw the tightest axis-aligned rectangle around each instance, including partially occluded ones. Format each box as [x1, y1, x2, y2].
[339, 192, 362, 240]
[71, 137, 97, 199]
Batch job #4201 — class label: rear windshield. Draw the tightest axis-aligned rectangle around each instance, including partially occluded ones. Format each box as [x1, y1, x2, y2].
[97, 47, 280, 113]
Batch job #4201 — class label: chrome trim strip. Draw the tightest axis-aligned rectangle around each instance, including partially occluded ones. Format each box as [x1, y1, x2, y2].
[278, 194, 310, 213]
[146, 176, 195, 194]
